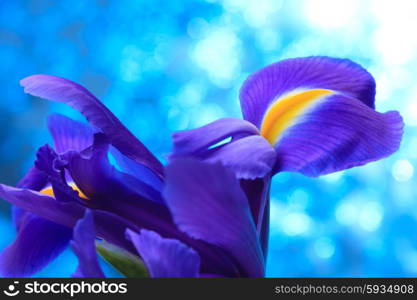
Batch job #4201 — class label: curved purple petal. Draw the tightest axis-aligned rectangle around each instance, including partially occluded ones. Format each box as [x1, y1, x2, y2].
[71, 210, 105, 278]
[0, 184, 138, 253]
[65, 135, 239, 276]
[0, 214, 72, 277]
[16, 166, 48, 191]
[240, 56, 376, 127]
[65, 133, 165, 206]
[13, 166, 48, 230]
[0, 165, 72, 278]
[172, 118, 259, 156]
[274, 94, 404, 176]
[127, 229, 200, 278]
[164, 158, 265, 277]
[204, 135, 276, 180]
[20, 75, 163, 178]
[171, 118, 274, 179]
[47, 113, 95, 154]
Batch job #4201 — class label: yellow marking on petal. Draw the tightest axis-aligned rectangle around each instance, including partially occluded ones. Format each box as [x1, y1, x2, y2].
[40, 183, 88, 200]
[260, 89, 334, 145]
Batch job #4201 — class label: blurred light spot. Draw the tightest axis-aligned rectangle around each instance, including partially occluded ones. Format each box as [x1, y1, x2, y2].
[269, 199, 281, 229]
[335, 201, 357, 226]
[176, 82, 205, 108]
[191, 103, 225, 127]
[358, 202, 383, 232]
[391, 181, 414, 208]
[314, 237, 335, 259]
[192, 27, 241, 87]
[167, 106, 190, 131]
[282, 212, 312, 236]
[304, 0, 359, 29]
[221, 0, 282, 28]
[288, 188, 310, 210]
[336, 198, 383, 232]
[392, 159, 414, 182]
[407, 137, 417, 159]
[120, 45, 143, 82]
[256, 29, 281, 51]
[403, 95, 417, 126]
[187, 18, 210, 39]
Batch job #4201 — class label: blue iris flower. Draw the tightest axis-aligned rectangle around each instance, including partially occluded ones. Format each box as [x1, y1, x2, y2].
[0, 56, 403, 278]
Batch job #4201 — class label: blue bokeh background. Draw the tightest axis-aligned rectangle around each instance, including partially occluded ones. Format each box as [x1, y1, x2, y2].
[1, 0, 416, 277]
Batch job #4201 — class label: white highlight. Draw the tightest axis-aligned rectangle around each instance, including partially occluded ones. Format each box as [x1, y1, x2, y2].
[358, 202, 383, 232]
[304, 0, 359, 29]
[372, 0, 417, 65]
[221, 0, 283, 28]
[335, 198, 383, 232]
[192, 27, 241, 87]
[282, 212, 312, 236]
[392, 160, 414, 182]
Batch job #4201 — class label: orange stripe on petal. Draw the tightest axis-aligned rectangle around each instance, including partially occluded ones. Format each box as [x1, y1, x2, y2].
[40, 183, 88, 200]
[260, 89, 334, 145]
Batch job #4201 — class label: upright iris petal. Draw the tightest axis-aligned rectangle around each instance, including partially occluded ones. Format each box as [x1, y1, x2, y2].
[47, 113, 95, 154]
[240, 56, 377, 127]
[71, 210, 105, 278]
[20, 75, 164, 178]
[171, 118, 276, 180]
[259, 88, 333, 145]
[171, 56, 403, 178]
[239, 56, 404, 176]
[168, 56, 404, 260]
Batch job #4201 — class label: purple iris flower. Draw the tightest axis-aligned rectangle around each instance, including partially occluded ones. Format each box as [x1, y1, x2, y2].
[0, 56, 403, 278]
[170, 56, 404, 257]
[0, 74, 263, 277]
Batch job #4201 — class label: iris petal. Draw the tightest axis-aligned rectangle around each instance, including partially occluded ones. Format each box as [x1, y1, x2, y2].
[66, 135, 239, 276]
[20, 75, 163, 178]
[71, 210, 105, 278]
[274, 94, 404, 176]
[204, 135, 276, 180]
[0, 164, 72, 278]
[110, 146, 163, 193]
[65, 133, 166, 207]
[13, 166, 47, 230]
[127, 229, 200, 278]
[240, 56, 376, 128]
[47, 113, 95, 154]
[171, 118, 275, 179]
[0, 214, 72, 277]
[172, 118, 259, 155]
[260, 88, 333, 145]
[0, 184, 139, 253]
[164, 158, 264, 277]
